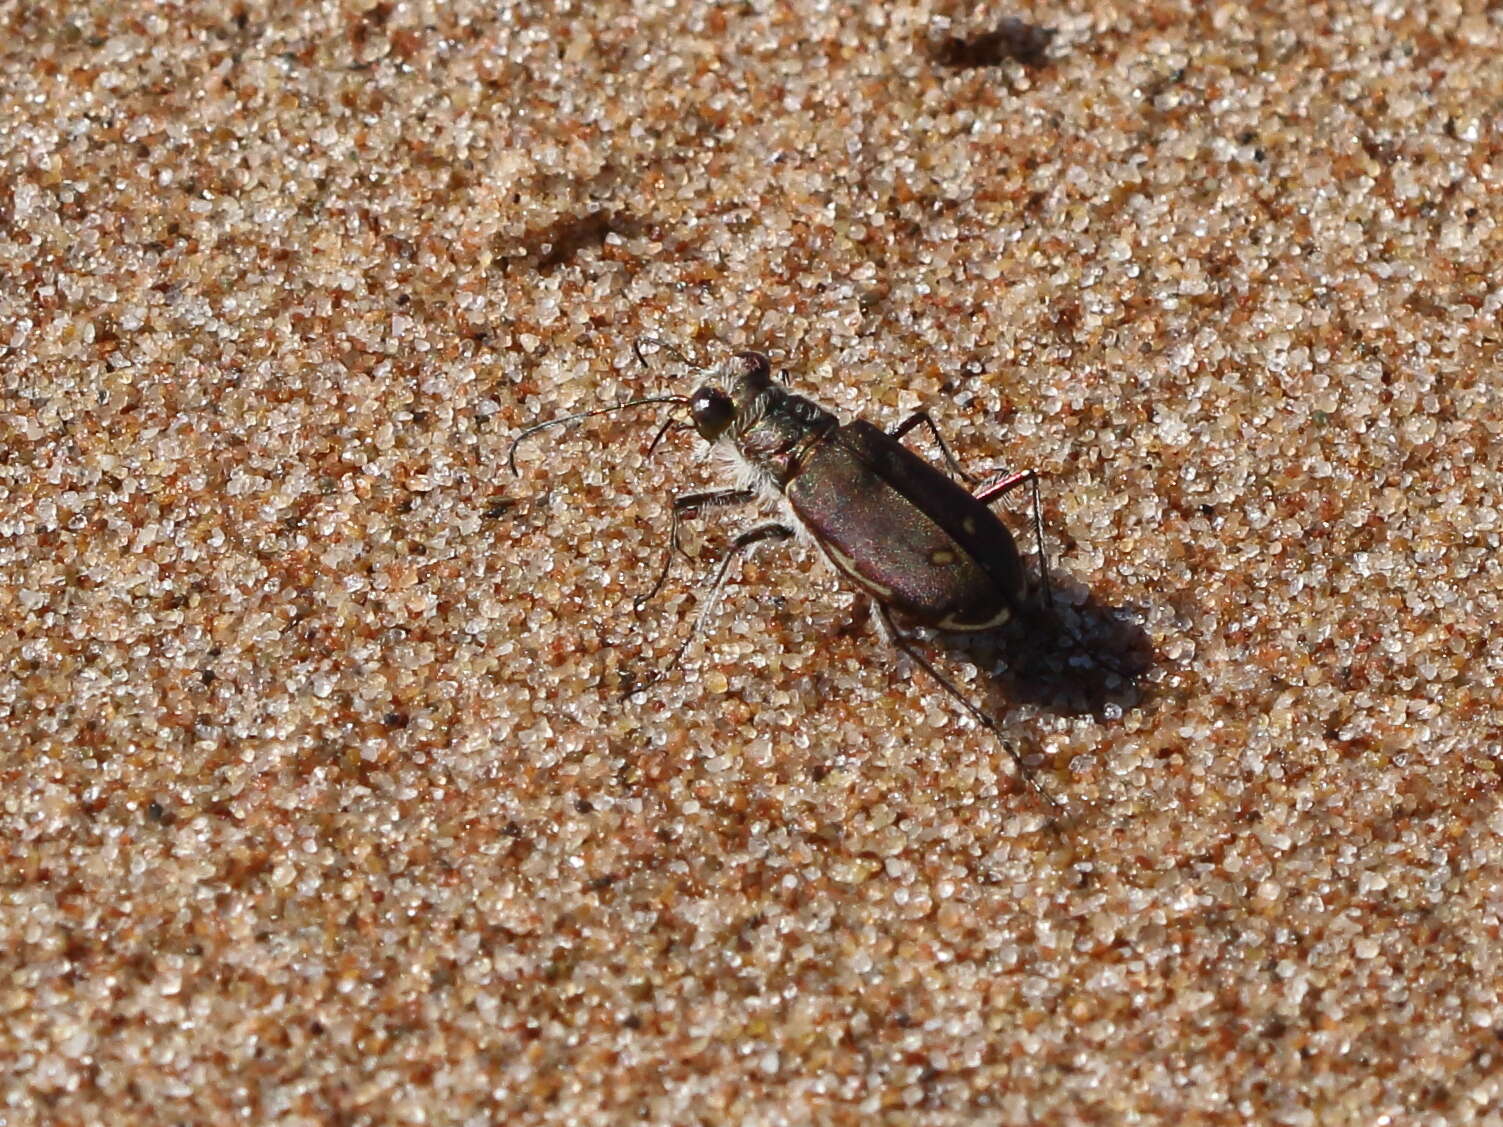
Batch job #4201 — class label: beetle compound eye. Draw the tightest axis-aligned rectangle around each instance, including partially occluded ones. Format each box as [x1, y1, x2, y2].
[691, 388, 735, 440]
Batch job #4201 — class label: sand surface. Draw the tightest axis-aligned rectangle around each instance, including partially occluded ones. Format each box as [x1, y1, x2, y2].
[4, 2, 1502, 1123]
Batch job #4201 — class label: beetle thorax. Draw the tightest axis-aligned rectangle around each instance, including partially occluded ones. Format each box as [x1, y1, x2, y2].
[724, 382, 837, 492]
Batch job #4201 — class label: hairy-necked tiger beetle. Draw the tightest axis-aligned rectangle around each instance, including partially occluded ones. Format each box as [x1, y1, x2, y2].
[508, 342, 1065, 812]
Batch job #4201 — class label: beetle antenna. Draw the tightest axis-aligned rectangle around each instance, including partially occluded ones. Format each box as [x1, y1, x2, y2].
[635, 335, 709, 370]
[507, 396, 690, 476]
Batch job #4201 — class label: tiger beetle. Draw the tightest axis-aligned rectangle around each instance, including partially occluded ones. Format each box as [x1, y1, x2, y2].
[508, 342, 1062, 812]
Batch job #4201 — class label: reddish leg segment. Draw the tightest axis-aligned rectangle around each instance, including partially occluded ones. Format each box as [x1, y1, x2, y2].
[973, 469, 1052, 610]
[972, 469, 1034, 506]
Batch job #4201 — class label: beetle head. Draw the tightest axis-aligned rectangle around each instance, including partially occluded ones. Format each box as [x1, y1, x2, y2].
[690, 351, 772, 441]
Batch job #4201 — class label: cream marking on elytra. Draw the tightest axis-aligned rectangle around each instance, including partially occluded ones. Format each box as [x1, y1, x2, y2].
[821, 540, 896, 599]
[937, 603, 1013, 632]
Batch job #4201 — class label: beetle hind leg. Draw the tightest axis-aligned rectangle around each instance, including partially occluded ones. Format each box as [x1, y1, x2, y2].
[887, 417, 1056, 613]
[971, 468, 1032, 506]
[871, 603, 1063, 818]
[973, 469, 1053, 612]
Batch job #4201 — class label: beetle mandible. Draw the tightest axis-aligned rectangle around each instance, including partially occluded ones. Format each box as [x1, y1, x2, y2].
[508, 344, 1059, 810]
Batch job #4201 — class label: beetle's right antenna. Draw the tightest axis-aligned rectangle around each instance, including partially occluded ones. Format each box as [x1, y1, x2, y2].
[507, 395, 690, 475]
[508, 338, 716, 475]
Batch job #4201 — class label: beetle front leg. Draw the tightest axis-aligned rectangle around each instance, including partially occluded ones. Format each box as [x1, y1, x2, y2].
[871, 602, 1062, 818]
[889, 410, 977, 484]
[626, 521, 794, 698]
[635, 488, 758, 612]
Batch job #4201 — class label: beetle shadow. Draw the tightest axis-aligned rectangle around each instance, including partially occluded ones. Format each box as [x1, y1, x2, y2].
[918, 588, 1156, 722]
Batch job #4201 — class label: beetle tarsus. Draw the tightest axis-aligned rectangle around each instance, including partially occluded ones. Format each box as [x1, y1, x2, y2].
[635, 488, 758, 614]
[625, 521, 794, 698]
[872, 602, 1064, 819]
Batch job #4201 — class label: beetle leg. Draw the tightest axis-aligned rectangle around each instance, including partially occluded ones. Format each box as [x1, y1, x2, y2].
[973, 469, 1053, 610]
[644, 416, 691, 460]
[1027, 472, 1053, 610]
[889, 411, 977, 484]
[626, 521, 794, 698]
[971, 468, 1031, 505]
[634, 488, 758, 612]
[871, 602, 1062, 816]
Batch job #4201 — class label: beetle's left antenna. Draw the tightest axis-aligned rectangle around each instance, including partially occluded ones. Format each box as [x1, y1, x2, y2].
[507, 396, 690, 475]
[635, 336, 708, 370]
